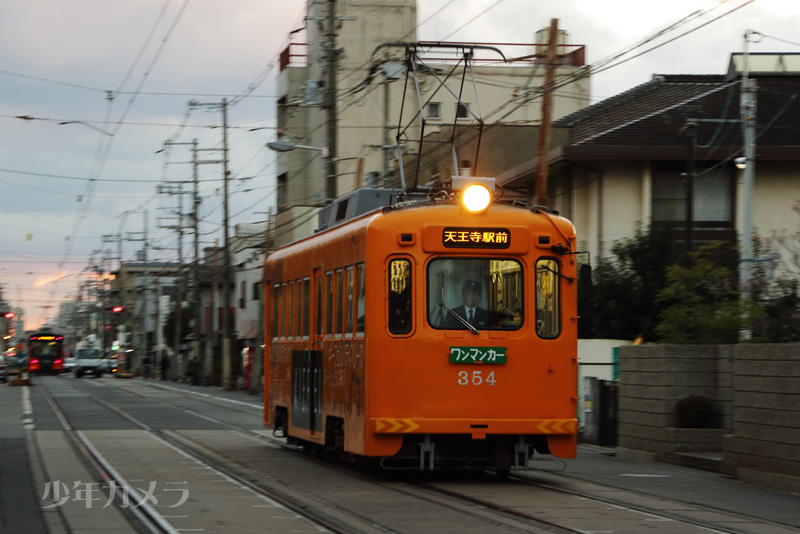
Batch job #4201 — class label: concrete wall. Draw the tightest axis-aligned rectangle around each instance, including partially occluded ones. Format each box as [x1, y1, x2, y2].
[618, 344, 800, 492]
[618, 345, 732, 454]
[724, 344, 800, 491]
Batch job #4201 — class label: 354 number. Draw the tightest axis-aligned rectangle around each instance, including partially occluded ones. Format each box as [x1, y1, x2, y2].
[457, 370, 496, 386]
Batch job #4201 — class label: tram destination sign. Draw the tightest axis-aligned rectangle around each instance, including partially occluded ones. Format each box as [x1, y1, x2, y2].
[443, 227, 510, 249]
[449, 346, 507, 364]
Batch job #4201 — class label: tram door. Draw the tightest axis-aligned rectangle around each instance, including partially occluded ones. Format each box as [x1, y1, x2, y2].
[291, 272, 323, 434]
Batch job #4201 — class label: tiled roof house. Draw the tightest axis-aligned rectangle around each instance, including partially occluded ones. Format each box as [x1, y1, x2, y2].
[498, 53, 800, 275]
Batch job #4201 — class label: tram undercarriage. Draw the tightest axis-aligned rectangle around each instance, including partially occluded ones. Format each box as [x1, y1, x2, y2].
[377, 433, 552, 473]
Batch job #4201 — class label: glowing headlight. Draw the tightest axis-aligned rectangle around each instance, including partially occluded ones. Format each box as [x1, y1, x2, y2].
[462, 184, 492, 212]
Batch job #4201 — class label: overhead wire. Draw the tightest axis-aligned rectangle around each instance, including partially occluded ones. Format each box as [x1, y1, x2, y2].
[23, 0, 761, 311]
[49, 0, 192, 313]
[407, 0, 757, 179]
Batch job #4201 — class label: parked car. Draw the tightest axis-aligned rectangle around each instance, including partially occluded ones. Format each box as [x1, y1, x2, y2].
[0, 358, 7, 383]
[99, 358, 118, 374]
[4, 352, 27, 376]
[63, 357, 77, 373]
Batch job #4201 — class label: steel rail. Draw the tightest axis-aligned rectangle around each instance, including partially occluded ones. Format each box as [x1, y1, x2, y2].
[35, 376, 177, 534]
[44, 377, 390, 534]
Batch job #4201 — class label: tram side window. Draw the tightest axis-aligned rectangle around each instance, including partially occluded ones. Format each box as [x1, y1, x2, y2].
[356, 263, 365, 335]
[345, 266, 354, 336]
[303, 278, 310, 338]
[272, 285, 280, 340]
[388, 259, 412, 334]
[316, 276, 323, 337]
[536, 259, 561, 338]
[297, 278, 306, 338]
[288, 281, 295, 339]
[335, 268, 344, 338]
[280, 283, 287, 339]
[325, 271, 333, 337]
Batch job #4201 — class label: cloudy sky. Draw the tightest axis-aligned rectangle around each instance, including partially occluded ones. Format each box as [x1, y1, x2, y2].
[1, 0, 797, 328]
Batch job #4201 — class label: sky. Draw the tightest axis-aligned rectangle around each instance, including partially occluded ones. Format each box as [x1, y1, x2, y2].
[1, 0, 798, 329]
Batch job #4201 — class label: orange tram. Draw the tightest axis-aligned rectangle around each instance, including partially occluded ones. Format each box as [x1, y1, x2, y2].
[264, 177, 581, 473]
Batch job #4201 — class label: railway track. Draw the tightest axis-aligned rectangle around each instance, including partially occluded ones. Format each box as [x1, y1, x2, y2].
[31, 376, 798, 534]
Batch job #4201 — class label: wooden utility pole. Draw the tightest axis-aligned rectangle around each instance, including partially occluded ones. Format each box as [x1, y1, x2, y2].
[220, 98, 233, 391]
[325, 0, 338, 202]
[191, 139, 201, 383]
[189, 98, 232, 389]
[535, 18, 559, 207]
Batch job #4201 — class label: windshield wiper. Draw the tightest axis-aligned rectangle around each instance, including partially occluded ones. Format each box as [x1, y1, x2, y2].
[440, 289, 479, 335]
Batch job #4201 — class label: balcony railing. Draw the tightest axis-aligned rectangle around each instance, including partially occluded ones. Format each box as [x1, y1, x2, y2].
[279, 43, 308, 72]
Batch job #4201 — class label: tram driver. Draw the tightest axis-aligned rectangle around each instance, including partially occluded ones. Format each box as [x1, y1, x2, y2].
[445, 279, 489, 328]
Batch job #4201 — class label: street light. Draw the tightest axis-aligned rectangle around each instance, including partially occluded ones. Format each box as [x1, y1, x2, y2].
[734, 157, 747, 170]
[267, 141, 329, 159]
[59, 121, 114, 137]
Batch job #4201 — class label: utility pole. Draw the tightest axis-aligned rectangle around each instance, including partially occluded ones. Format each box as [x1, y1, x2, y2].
[210, 242, 218, 385]
[325, 0, 338, 202]
[535, 18, 559, 207]
[156, 181, 185, 380]
[679, 121, 697, 253]
[160, 137, 222, 383]
[220, 99, 233, 390]
[191, 140, 202, 384]
[189, 99, 233, 390]
[125, 210, 149, 372]
[739, 30, 758, 339]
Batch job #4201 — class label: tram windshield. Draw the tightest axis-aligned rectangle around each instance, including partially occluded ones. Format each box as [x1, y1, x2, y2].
[30, 342, 61, 358]
[428, 258, 523, 330]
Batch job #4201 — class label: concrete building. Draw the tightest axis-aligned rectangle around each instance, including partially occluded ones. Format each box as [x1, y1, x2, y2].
[108, 262, 178, 373]
[232, 223, 266, 391]
[272, 0, 590, 246]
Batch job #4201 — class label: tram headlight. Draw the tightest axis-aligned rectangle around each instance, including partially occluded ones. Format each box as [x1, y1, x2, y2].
[451, 176, 495, 212]
[462, 184, 492, 212]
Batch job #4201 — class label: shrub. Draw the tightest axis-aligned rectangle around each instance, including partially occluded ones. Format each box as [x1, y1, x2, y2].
[674, 395, 717, 428]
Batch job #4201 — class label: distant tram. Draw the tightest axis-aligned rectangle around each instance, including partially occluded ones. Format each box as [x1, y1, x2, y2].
[264, 178, 581, 474]
[28, 327, 65, 374]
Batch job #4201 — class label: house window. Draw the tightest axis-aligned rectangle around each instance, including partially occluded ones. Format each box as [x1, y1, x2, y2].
[427, 102, 441, 119]
[277, 172, 288, 211]
[652, 162, 732, 223]
[456, 103, 470, 119]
